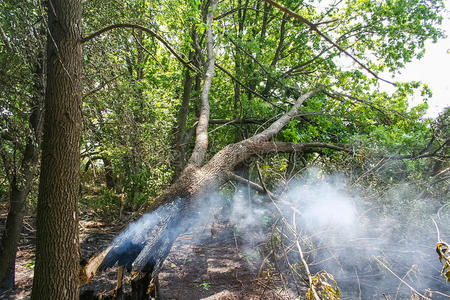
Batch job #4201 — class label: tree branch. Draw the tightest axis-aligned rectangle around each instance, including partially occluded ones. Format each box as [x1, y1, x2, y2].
[385, 139, 449, 160]
[188, 0, 219, 167]
[226, 171, 273, 196]
[224, 33, 300, 99]
[207, 118, 268, 125]
[215, 63, 285, 111]
[0, 24, 12, 51]
[81, 23, 196, 72]
[323, 89, 405, 120]
[249, 141, 352, 155]
[82, 74, 122, 99]
[263, 0, 394, 85]
[250, 88, 322, 142]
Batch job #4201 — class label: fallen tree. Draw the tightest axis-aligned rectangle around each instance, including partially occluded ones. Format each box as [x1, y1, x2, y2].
[79, 1, 351, 293]
[78, 0, 447, 298]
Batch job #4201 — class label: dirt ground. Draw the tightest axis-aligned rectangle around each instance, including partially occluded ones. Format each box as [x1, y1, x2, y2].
[0, 210, 300, 300]
[0, 210, 125, 300]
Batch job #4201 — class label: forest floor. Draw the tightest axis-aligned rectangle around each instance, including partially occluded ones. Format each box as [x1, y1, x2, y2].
[0, 209, 300, 300]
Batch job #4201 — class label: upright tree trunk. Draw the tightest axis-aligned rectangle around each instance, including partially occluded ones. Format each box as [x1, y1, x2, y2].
[0, 131, 42, 288]
[0, 45, 45, 290]
[0, 184, 28, 288]
[31, 1, 83, 299]
[173, 63, 193, 179]
[102, 156, 116, 190]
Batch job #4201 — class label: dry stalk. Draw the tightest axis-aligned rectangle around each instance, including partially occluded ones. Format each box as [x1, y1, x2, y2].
[256, 163, 321, 299]
[395, 265, 416, 300]
[292, 212, 321, 300]
[373, 256, 431, 300]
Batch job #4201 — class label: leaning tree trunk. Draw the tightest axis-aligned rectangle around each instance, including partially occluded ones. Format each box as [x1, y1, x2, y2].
[31, 0, 83, 299]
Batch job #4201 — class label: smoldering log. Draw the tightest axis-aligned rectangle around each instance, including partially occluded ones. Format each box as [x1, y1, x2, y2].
[81, 198, 189, 284]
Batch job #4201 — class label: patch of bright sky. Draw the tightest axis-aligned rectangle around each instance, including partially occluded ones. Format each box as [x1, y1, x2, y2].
[315, 0, 449, 118]
[381, 0, 450, 118]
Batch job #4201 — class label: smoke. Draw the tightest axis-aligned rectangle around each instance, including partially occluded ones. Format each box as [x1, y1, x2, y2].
[211, 168, 449, 298]
[274, 168, 450, 299]
[98, 168, 449, 298]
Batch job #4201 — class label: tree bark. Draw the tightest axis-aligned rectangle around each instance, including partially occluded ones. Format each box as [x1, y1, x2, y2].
[173, 53, 194, 179]
[0, 128, 42, 288]
[188, 0, 218, 167]
[0, 184, 28, 288]
[102, 156, 116, 190]
[31, 0, 83, 299]
[0, 41, 45, 290]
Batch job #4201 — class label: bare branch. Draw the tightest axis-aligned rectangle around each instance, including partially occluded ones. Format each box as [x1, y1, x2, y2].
[373, 256, 431, 299]
[226, 171, 276, 197]
[250, 88, 322, 142]
[188, 0, 219, 167]
[263, 0, 394, 85]
[249, 141, 351, 154]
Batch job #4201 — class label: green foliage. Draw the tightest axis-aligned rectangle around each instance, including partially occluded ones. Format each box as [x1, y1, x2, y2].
[25, 261, 35, 269]
[2, 0, 446, 216]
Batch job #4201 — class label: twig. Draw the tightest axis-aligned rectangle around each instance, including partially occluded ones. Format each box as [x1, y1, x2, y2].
[256, 163, 320, 299]
[354, 267, 362, 300]
[426, 290, 450, 298]
[293, 212, 321, 300]
[431, 218, 441, 241]
[395, 265, 416, 300]
[373, 256, 431, 300]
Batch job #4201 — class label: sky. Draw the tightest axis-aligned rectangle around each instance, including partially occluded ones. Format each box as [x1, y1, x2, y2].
[384, 1, 450, 118]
